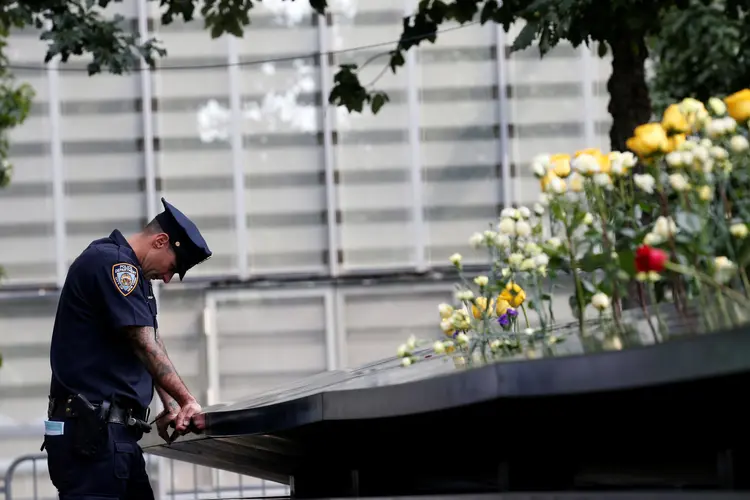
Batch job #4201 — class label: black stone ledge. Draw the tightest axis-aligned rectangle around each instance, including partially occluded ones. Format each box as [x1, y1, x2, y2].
[142, 326, 750, 487]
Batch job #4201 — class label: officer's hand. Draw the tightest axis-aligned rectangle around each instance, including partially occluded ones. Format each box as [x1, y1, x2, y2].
[175, 400, 202, 434]
[154, 408, 180, 444]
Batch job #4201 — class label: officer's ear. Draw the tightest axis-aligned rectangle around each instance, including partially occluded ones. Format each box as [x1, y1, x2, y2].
[152, 232, 170, 250]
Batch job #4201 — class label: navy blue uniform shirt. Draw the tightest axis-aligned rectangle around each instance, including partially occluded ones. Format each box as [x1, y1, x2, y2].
[49, 229, 156, 410]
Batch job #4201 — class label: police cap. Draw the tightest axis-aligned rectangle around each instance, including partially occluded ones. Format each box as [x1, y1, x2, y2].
[154, 197, 212, 280]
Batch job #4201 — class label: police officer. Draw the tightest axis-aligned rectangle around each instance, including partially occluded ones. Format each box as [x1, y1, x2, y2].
[43, 198, 212, 499]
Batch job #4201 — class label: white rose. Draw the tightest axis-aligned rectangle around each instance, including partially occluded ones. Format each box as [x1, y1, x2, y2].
[708, 97, 727, 116]
[468, 232, 484, 249]
[438, 303, 453, 318]
[498, 217, 516, 235]
[593, 173, 613, 189]
[680, 151, 694, 167]
[449, 253, 462, 266]
[730, 135, 749, 153]
[501, 208, 519, 220]
[433, 341, 446, 354]
[508, 253, 524, 267]
[515, 220, 532, 237]
[666, 151, 683, 168]
[730, 223, 748, 239]
[590, 292, 611, 311]
[524, 242, 542, 256]
[533, 203, 545, 215]
[520, 258, 535, 271]
[709, 146, 728, 160]
[668, 173, 690, 192]
[546, 237, 562, 250]
[533, 253, 549, 267]
[643, 232, 662, 246]
[494, 233, 511, 248]
[473, 275, 489, 287]
[653, 216, 677, 239]
[633, 173, 655, 194]
[518, 206, 531, 219]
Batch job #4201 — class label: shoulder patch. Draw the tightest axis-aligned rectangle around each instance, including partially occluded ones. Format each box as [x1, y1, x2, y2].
[111, 263, 139, 297]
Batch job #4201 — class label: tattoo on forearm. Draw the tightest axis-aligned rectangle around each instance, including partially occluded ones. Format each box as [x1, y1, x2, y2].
[125, 325, 194, 405]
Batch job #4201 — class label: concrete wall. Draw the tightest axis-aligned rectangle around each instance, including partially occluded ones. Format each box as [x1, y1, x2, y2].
[0, 0, 614, 495]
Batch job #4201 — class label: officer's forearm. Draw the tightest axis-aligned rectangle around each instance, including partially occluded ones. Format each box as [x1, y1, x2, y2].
[154, 331, 182, 412]
[124, 325, 197, 406]
[156, 385, 179, 413]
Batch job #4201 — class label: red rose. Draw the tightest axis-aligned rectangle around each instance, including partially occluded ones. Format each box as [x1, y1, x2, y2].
[635, 245, 667, 273]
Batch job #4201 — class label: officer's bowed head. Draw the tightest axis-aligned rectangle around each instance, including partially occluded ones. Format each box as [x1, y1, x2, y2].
[152, 197, 212, 281]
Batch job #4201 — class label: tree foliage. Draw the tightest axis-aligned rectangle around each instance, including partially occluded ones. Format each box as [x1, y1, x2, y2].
[0, 0, 748, 160]
[648, 0, 750, 115]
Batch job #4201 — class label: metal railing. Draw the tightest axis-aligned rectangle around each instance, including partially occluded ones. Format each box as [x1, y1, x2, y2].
[1, 453, 290, 500]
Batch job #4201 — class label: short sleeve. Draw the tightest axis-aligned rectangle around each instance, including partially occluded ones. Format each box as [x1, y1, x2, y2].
[90, 253, 153, 330]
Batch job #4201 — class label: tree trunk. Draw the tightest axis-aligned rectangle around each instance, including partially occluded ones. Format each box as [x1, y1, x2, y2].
[606, 35, 653, 153]
[606, 34, 653, 313]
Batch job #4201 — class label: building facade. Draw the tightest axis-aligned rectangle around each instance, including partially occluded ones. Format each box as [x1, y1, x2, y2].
[0, 0, 614, 495]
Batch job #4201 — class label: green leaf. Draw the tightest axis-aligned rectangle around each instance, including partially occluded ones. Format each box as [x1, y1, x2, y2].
[675, 211, 702, 235]
[370, 92, 389, 114]
[309, 0, 328, 15]
[511, 20, 540, 52]
[480, 0, 499, 24]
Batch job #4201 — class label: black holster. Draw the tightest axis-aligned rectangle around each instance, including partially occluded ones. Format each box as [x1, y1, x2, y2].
[67, 394, 110, 459]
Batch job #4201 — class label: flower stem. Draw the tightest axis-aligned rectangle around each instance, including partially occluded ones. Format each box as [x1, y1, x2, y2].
[646, 283, 667, 339]
[564, 222, 587, 338]
[521, 303, 530, 329]
[637, 282, 659, 343]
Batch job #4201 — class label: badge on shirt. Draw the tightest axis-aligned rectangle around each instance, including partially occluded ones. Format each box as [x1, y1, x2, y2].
[112, 263, 139, 296]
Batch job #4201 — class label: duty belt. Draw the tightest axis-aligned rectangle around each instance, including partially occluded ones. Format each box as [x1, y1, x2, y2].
[48, 395, 151, 433]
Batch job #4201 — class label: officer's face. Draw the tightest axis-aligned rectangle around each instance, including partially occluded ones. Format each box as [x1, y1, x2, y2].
[142, 233, 178, 283]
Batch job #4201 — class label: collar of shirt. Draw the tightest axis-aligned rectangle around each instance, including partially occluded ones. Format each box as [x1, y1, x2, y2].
[108, 229, 138, 261]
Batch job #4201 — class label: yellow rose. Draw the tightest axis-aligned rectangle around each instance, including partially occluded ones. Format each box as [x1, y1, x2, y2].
[495, 298, 511, 316]
[575, 148, 601, 158]
[724, 89, 750, 124]
[471, 297, 493, 319]
[626, 123, 669, 158]
[499, 282, 526, 308]
[549, 153, 571, 178]
[661, 104, 690, 135]
[665, 134, 686, 153]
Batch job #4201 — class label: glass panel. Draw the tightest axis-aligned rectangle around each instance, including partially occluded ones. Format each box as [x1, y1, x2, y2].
[344, 285, 453, 367]
[506, 21, 588, 208]
[330, 0, 414, 269]
[591, 42, 614, 153]
[214, 293, 328, 402]
[237, 4, 327, 275]
[151, 9, 238, 278]
[418, 21, 500, 267]
[58, 2, 146, 267]
[1, 31, 56, 285]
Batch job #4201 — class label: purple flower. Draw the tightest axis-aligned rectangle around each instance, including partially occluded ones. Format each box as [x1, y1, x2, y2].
[498, 314, 510, 326]
[507, 308, 518, 317]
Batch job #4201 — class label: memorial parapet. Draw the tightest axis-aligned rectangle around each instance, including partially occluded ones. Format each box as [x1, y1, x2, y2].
[142, 322, 750, 497]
